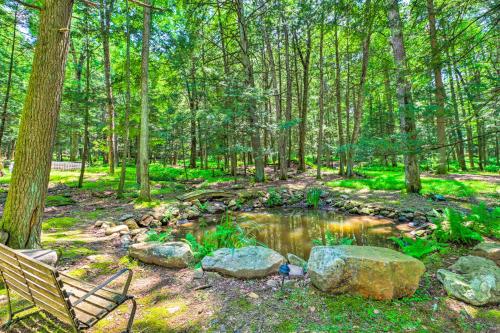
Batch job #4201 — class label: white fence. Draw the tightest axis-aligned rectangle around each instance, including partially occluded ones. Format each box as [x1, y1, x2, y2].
[9, 161, 84, 173]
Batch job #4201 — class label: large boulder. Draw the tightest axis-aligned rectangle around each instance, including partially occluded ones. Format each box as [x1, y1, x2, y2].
[308, 245, 425, 300]
[129, 242, 193, 268]
[201, 246, 285, 279]
[472, 242, 500, 266]
[437, 255, 499, 306]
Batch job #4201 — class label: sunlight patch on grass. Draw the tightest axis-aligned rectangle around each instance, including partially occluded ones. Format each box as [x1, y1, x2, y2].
[42, 217, 79, 231]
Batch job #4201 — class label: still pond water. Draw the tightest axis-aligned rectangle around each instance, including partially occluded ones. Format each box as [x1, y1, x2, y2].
[178, 209, 397, 259]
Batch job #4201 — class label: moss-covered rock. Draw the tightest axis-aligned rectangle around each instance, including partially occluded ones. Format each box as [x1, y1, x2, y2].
[308, 245, 425, 300]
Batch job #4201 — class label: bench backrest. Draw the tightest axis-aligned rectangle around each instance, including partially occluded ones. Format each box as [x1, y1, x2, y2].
[0, 243, 77, 326]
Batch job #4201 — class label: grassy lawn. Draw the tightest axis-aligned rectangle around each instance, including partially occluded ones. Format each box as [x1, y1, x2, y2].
[326, 166, 499, 199]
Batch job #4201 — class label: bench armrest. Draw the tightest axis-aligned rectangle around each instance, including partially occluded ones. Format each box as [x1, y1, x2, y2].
[71, 268, 133, 307]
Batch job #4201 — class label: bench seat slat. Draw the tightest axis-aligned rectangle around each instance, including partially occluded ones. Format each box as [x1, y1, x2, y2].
[0, 260, 61, 296]
[60, 275, 123, 302]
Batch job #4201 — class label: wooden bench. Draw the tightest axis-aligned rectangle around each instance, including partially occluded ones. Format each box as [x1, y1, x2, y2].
[0, 243, 136, 332]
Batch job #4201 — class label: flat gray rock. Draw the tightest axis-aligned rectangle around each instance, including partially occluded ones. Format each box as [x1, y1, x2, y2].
[129, 241, 193, 268]
[437, 255, 499, 306]
[201, 246, 285, 279]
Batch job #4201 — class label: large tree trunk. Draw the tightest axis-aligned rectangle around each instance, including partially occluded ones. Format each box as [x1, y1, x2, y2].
[117, 0, 132, 198]
[334, 23, 345, 175]
[99, 0, 116, 175]
[427, 0, 447, 174]
[387, 0, 421, 193]
[0, 0, 74, 248]
[346, 0, 374, 177]
[138, 0, 151, 200]
[235, 0, 264, 182]
[316, 18, 325, 179]
[383, 66, 397, 167]
[0, 7, 18, 159]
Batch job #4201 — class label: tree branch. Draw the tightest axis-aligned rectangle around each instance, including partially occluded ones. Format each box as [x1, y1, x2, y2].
[14, 0, 42, 11]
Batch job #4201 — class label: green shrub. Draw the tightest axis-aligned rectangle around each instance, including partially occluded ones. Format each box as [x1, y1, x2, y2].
[265, 188, 283, 207]
[146, 229, 173, 242]
[306, 187, 322, 209]
[433, 208, 483, 245]
[313, 230, 354, 246]
[390, 236, 448, 258]
[184, 214, 257, 262]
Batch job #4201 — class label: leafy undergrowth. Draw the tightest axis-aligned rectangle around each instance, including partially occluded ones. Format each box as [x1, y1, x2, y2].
[45, 194, 76, 207]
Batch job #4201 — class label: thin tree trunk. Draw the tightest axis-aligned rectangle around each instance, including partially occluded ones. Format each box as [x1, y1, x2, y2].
[427, 0, 447, 174]
[346, 0, 374, 177]
[0, 0, 74, 248]
[99, 0, 116, 175]
[0, 7, 18, 159]
[117, 0, 132, 198]
[316, 18, 325, 179]
[283, 21, 292, 175]
[235, 0, 264, 182]
[138, 0, 151, 200]
[334, 23, 345, 175]
[383, 66, 397, 167]
[78, 10, 91, 189]
[387, 0, 421, 193]
[264, 23, 286, 180]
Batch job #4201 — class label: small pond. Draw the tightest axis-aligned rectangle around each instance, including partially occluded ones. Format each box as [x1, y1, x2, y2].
[177, 210, 398, 259]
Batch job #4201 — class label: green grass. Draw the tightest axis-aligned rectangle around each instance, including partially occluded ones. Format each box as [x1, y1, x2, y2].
[45, 195, 75, 207]
[42, 217, 79, 231]
[326, 166, 498, 198]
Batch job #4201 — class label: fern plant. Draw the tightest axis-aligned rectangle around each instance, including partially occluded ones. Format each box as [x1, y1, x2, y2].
[390, 236, 448, 258]
[313, 230, 354, 246]
[467, 203, 500, 238]
[306, 187, 322, 209]
[184, 213, 258, 262]
[265, 188, 283, 207]
[433, 208, 483, 245]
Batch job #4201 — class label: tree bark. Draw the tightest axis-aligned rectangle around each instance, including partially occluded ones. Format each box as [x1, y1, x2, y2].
[117, 0, 132, 198]
[334, 22, 345, 175]
[138, 0, 151, 200]
[264, 23, 286, 180]
[427, 0, 447, 174]
[316, 18, 325, 179]
[283, 21, 292, 175]
[387, 0, 422, 193]
[78, 9, 91, 189]
[346, 0, 374, 177]
[235, 0, 264, 182]
[0, 7, 18, 159]
[99, 0, 116, 175]
[0, 0, 74, 248]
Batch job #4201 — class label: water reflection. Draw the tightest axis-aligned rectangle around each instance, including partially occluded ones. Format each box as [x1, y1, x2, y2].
[178, 210, 396, 259]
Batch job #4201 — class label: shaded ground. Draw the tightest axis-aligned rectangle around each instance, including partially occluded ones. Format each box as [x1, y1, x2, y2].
[0, 166, 499, 332]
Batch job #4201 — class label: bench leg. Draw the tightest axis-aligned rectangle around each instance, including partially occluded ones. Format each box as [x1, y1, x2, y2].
[1, 286, 36, 330]
[124, 297, 137, 333]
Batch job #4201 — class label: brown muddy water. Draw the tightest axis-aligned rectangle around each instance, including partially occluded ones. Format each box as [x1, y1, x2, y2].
[177, 209, 398, 259]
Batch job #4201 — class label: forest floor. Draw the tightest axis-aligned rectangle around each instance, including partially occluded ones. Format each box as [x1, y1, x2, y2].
[0, 164, 498, 332]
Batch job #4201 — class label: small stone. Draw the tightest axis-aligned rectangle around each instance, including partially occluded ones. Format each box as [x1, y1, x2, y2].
[94, 220, 109, 228]
[194, 268, 204, 279]
[124, 218, 139, 230]
[373, 309, 380, 314]
[105, 225, 129, 236]
[309, 306, 316, 313]
[121, 234, 132, 247]
[248, 292, 259, 299]
[340, 194, 349, 200]
[119, 213, 135, 221]
[139, 215, 154, 227]
[472, 242, 500, 265]
[287, 253, 307, 269]
[130, 228, 146, 236]
[266, 279, 280, 288]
